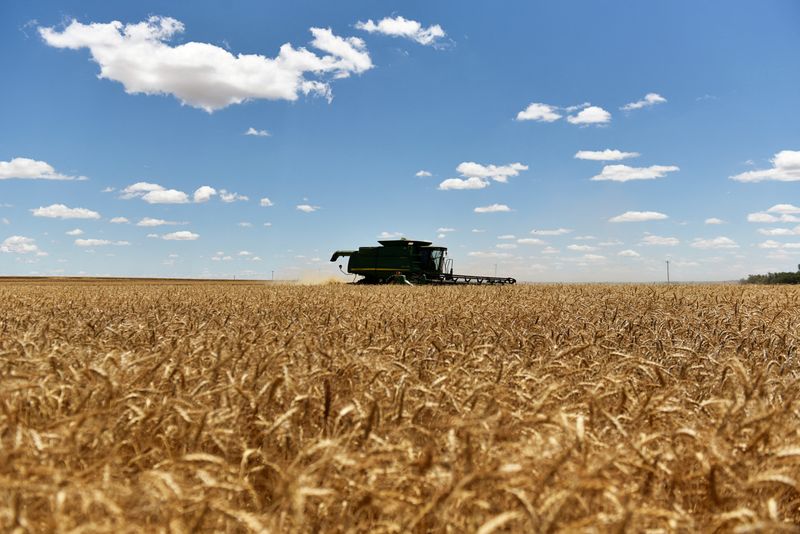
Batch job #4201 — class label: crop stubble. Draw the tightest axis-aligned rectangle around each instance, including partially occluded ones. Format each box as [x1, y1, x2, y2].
[1, 281, 800, 532]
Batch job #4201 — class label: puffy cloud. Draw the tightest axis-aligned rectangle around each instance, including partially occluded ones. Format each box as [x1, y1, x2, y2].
[690, 237, 739, 249]
[193, 186, 216, 203]
[378, 231, 404, 239]
[541, 246, 559, 254]
[1, 236, 45, 255]
[621, 93, 667, 111]
[238, 250, 252, 256]
[237, 222, 253, 227]
[120, 182, 164, 199]
[705, 217, 724, 225]
[496, 243, 517, 249]
[767, 203, 800, 214]
[758, 240, 800, 250]
[517, 238, 546, 245]
[730, 150, 800, 182]
[437, 227, 455, 233]
[574, 149, 639, 161]
[245, 127, 270, 137]
[296, 204, 319, 213]
[474, 204, 511, 213]
[0, 157, 86, 181]
[438, 177, 488, 190]
[599, 239, 624, 246]
[567, 244, 597, 252]
[580, 254, 606, 262]
[66, 228, 83, 236]
[640, 235, 679, 246]
[75, 238, 129, 247]
[143, 189, 189, 204]
[416, 170, 432, 177]
[590, 164, 679, 182]
[259, 197, 274, 207]
[531, 228, 571, 236]
[497, 234, 516, 240]
[467, 251, 512, 258]
[136, 217, 181, 227]
[40, 17, 373, 112]
[609, 211, 668, 223]
[747, 212, 800, 223]
[758, 227, 799, 236]
[567, 106, 611, 125]
[355, 16, 444, 46]
[618, 249, 640, 257]
[456, 162, 528, 183]
[516, 103, 561, 122]
[109, 216, 129, 224]
[31, 204, 101, 219]
[220, 190, 248, 203]
[162, 231, 199, 241]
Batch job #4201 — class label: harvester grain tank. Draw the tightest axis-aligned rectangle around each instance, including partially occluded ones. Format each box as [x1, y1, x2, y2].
[331, 238, 516, 285]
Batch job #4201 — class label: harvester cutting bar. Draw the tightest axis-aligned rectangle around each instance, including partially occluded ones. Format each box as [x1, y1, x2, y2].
[431, 273, 516, 285]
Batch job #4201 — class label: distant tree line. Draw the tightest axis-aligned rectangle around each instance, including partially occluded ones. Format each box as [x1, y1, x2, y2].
[742, 265, 800, 285]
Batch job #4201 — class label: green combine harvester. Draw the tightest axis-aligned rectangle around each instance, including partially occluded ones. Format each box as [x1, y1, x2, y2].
[330, 238, 516, 285]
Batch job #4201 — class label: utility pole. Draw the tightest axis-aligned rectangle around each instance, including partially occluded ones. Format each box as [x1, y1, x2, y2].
[665, 260, 670, 284]
[271, 270, 274, 281]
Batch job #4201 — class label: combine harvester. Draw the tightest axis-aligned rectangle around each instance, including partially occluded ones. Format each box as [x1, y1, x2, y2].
[331, 238, 516, 285]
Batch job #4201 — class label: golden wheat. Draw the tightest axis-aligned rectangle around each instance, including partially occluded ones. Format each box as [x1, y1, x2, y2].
[1, 280, 799, 532]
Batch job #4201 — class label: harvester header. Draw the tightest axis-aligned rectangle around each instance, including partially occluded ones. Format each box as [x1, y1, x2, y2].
[331, 238, 516, 285]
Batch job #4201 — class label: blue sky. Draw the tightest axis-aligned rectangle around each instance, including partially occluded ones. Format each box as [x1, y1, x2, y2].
[1, 1, 799, 281]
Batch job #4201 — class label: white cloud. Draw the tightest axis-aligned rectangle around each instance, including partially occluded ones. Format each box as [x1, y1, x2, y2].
[599, 239, 623, 246]
[574, 235, 596, 241]
[531, 228, 571, 236]
[456, 162, 528, 183]
[467, 251, 512, 258]
[355, 16, 445, 46]
[245, 127, 270, 137]
[516, 103, 561, 122]
[143, 189, 189, 204]
[567, 244, 597, 252]
[220, 190, 248, 203]
[193, 186, 216, 203]
[705, 217, 724, 225]
[162, 231, 199, 241]
[110, 216, 129, 224]
[238, 250, 252, 256]
[378, 231, 404, 239]
[40, 17, 373, 112]
[474, 204, 511, 213]
[758, 240, 800, 250]
[767, 203, 800, 214]
[497, 234, 516, 240]
[297, 204, 319, 213]
[438, 177, 488, 190]
[136, 217, 181, 227]
[747, 212, 800, 223]
[146, 233, 159, 238]
[609, 211, 668, 223]
[517, 238, 546, 245]
[0, 157, 86, 181]
[437, 227, 455, 233]
[264, 222, 272, 227]
[238, 222, 253, 227]
[730, 151, 800, 182]
[590, 164, 679, 182]
[471, 229, 485, 233]
[581, 254, 606, 262]
[541, 246, 559, 254]
[621, 93, 667, 111]
[75, 238, 129, 247]
[1, 218, 8, 225]
[416, 170, 432, 177]
[31, 204, 101, 219]
[121, 182, 164, 199]
[496, 243, 517, 250]
[259, 197, 274, 207]
[640, 235, 679, 246]
[574, 149, 639, 161]
[618, 249, 640, 257]
[66, 228, 83, 236]
[567, 106, 611, 125]
[758, 227, 798, 236]
[690, 237, 739, 249]
[1, 236, 45, 255]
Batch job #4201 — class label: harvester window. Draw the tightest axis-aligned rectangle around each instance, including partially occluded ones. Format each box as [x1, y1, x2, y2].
[430, 250, 444, 272]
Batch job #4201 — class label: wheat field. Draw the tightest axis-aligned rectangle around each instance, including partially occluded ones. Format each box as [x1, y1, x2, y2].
[1, 280, 799, 532]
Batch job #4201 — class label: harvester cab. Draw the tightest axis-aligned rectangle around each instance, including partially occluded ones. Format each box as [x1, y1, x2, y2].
[330, 238, 515, 285]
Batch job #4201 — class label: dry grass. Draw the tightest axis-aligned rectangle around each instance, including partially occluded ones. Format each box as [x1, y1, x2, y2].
[2, 280, 800, 532]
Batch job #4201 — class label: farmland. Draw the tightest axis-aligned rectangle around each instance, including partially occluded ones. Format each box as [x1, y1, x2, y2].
[1, 280, 800, 532]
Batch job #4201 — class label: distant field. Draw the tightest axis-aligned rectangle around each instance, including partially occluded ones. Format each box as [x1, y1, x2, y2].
[1, 281, 799, 532]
